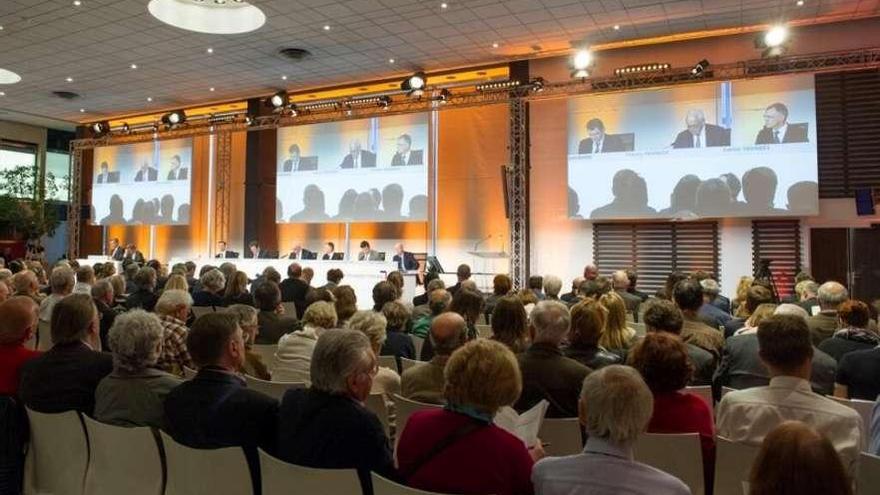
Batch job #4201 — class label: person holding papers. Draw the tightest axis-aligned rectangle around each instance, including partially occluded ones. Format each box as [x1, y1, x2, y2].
[397, 339, 545, 495]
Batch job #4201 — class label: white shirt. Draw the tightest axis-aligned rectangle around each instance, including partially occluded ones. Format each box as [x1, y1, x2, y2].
[773, 123, 789, 143]
[692, 126, 707, 148]
[593, 138, 604, 154]
[532, 437, 690, 495]
[73, 282, 92, 295]
[38, 294, 65, 323]
[352, 152, 360, 168]
[400, 150, 411, 163]
[716, 376, 863, 473]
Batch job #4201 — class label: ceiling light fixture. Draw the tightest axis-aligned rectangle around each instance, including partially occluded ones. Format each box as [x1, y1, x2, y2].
[757, 24, 790, 57]
[161, 109, 187, 127]
[476, 79, 521, 92]
[209, 87, 215, 92]
[571, 49, 593, 79]
[378, 95, 392, 109]
[266, 90, 288, 110]
[0, 68, 22, 84]
[0, 91, 6, 97]
[613, 24, 620, 30]
[79, 108, 85, 113]
[796, 0, 804, 5]
[764, 25, 788, 47]
[73, 0, 82, 6]
[130, 64, 138, 69]
[323, 24, 330, 31]
[441, 3, 448, 9]
[434, 89, 450, 104]
[148, 0, 266, 34]
[401, 71, 427, 97]
[147, 97, 153, 102]
[690, 59, 710, 77]
[388, 58, 395, 64]
[281, 75, 288, 80]
[492, 42, 499, 48]
[529, 77, 545, 92]
[90, 121, 110, 136]
[206, 47, 214, 54]
[66, 77, 74, 82]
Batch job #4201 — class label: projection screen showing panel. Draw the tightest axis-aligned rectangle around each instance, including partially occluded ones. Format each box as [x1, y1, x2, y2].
[567, 74, 818, 220]
[276, 113, 428, 223]
[91, 137, 193, 226]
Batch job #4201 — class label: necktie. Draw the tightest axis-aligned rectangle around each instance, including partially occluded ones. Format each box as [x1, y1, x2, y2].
[695, 134, 701, 148]
[594, 141, 600, 153]
[354, 153, 359, 168]
[774, 130, 780, 143]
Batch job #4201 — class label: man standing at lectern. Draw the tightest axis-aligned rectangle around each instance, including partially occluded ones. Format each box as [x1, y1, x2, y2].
[108, 238, 124, 261]
[392, 243, 418, 272]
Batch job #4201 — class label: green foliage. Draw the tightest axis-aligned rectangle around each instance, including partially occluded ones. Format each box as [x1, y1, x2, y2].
[0, 164, 62, 242]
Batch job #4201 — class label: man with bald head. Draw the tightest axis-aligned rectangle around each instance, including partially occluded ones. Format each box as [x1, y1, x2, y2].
[411, 288, 451, 339]
[0, 296, 41, 395]
[11, 270, 42, 304]
[612, 269, 641, 317]
[583, 264, 598, 281]
[392, 242, 418, 271]
[401, 312, 467, 404]
[516, 300, 591, 418]
[672, 109, 730, 148]
[808, 281, 849, 346]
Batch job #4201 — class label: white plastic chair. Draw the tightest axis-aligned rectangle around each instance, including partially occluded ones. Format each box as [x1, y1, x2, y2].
[280, 302, 297, 317]
[365, 393, 391, 438]
[721, 386, 737, 398]
[24, 408, 88, 495]
[259, 449, 361, 495]
[828, 396, 874, 451]
[538, 418, 583, 457]
[685, 385, 714, 415]
[634, 432, 704, 495]
[371, 472, 456, 494]
[411, 336, 425, 359]
[243, 375, 305, 401]
[713, 436, 759, 495]
[400, 357, 424, 373]
[82, 416, 163, 495]
[378, 355, 399, 373]
[250, 344, 278, 373]
[392, 394, 442, 451]
[858, 452, 880, 495]
[159, 431, 253, 495]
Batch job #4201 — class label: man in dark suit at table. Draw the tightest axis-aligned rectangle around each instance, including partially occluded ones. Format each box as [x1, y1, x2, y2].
[214, 241, 239, 259]
[671, 109, 730, 149]
[279, 263, 311, 319]
[95, 161, 119, 184]
[755, 102, 809, 145]
[392, 242, 418, 272]
[282, 144, 318, 172]
[123, 243, 145, 266]
[286, 243, 315, 260]
[339, 139, 376, 169]
[577, 118, 627, 154]
[134, 160, 158, 182]
[108, 237, 125, 261]
[390, 134, 423, 166]
[166, 155, 188, 181]
[245, 240, 269, 259]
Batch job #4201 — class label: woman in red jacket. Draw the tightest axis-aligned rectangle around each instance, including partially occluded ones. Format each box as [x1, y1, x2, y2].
[397, 338, 545, 495]
[628, 332, 715, 489]
[0, 296, 42, 395]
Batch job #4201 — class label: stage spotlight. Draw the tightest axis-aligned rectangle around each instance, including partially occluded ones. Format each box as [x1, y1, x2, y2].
[266, 90, 288, 111]
[572, 49, 592, 70]
[287, 103, 299, 117]
[377, 95, 392, 109]
[401, 71, 427, 97]
[90, 121, 110, 136]
[690, 59, 710, 77]
[529, 77, 545, 92]
[111, 123, 131, 135]
[433, 89, 450, 104]
[161, 110, 187, 127]
[757, 25, 789, 57]
[475, 80, 521, 92]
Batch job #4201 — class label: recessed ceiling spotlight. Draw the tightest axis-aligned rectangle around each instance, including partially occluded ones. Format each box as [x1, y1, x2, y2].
[0, 91, 5, 97]
[796, 0, 804, 5]
[323, 24, 330, 31]
[492, 42, 499, 48]
[130, 63, 138, 69]
[0, 25, 4, 31]
[66, 76, 74, 82]
[281, 75, 288, 80]
[209, 87, 215, 92]
[388, 58, 395, 64]
[79, 108, 85, 113]
[206, 47, 214, 54]
[149, 0, 265, 34]
[147, 97, 153, 102]
[73, 0, 82, 6]
[0, 68, 22, 84]
[613, 24, 620, 30]
[441, 2, 448, 9]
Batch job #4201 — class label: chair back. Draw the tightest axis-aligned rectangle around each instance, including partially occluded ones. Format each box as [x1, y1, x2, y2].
[634, 432, 704, 495]
[392, 394, 442, 451]
[259, 449, 361, 495]
[537, 418, 583, 457]
[280, 302, 297, 317]
[82, 416, 163, 495]
[365, 394, 390, 438]
[684, 385, 714, 415]
[250, 344, 278, 373]
[632, 321, 646, 336]
[858, 453, 880, 495]
[159, 431, 253, 495]
[24, 408, 88, 495]
[37, 320, 52, 351]
[183, 366, 198, 379]
[243, 375, 305, 401]
[371, 472, 455, 494]
[721, 386, 736, 398]
[411, 336, 425, 359]
[191, 306, 215, 319]
[400, 357, 423, 373]
[828, 396, 874, 451]
[475, 324, 492, 338]
[378, 355, 398, 373]
[713, 436, 759, 495]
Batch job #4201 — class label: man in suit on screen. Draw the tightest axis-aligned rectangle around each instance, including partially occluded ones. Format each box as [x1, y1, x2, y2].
[755, 102, 809, 145]
[390, 134, 423, 166]
[577, 118, 627, 154]
[108, 237, 125, 261]
[339, 139, 376, 169]
[282, 144, 318, 172]
[671, 109, 730, 149]
[215, 241, 239, 259]
[134, 160, 158, 182]
[166, 155, 188, 181]
[95, 161, 119, 184]
[392, 243, 418, 271]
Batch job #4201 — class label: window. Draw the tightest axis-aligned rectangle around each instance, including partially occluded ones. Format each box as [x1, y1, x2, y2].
[0, 140, 38, 198]
[593, 222, 720, 295]
[751, 220, 802, 300]
[45, 151, 71, 202]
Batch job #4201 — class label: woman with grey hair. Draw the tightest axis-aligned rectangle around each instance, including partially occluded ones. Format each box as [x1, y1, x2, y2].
[348, 310, 400, 397]
[273, 301, 338, 384]
[226, 304, 271, 380]
[193, 268, 227, 308]
[94, 310, 182, 429]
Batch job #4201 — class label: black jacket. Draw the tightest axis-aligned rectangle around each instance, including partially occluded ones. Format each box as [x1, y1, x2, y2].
[192, 290, 226, 308]
[277, 388, 396, 495]
[563, 344, 622, 370]
[380, 332, 416, 373]
[18, 341, 113, 415]
[392, 252, 419, 271]
[279, 278, 311, 318]
[515, 343, 591, 418]
[164, 367, 278, 495]
[125, 289, 158, 312]
[256, 311, 299, 345]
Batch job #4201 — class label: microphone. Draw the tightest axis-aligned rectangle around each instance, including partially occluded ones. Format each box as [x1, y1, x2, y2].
[473, 234, 493, 252]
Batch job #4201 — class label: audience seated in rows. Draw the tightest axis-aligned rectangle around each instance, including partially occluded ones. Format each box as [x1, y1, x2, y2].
[564, 298, 622, 369]
[516, 300, 591, 418]
[725, 284, 774, 337]
[39, 266, 74, 324]
[448, 264, 471, 296]
[642, 299, 716, 385]
[832, 301, 880, 401]
[796, 280, 820, 314]
[279, 263, 310, 318]
[716, 314, 862, 474]
[413, 277, 444, 320]
[273, 301, 337, 384]
[332, 284, 358, 326]
[224, 270, 255, 307]
[612, 270, 641, 317]
[674, 279, 724, 357]
[164, 312, 278, 495]
[277, 329, 395, 495]
[227, 303, 272, 380]
[74, 265, 95, 295]
[379, 301, 416, 369]
[255, 281, 299, 345]
[698, 278, 732, 328]
[808, 281, 849, 346]
[91, 279, 118, 350]
[532, 365, 690, 495]
[820, 299, 878, 362]
[94, 310, 181, 429]
[19, 293, 113, 415]
[596, 292, 636, 358]
[192, 268, 226, 307]
[125, 267, 159, 312]
[401, 312, 467, 404]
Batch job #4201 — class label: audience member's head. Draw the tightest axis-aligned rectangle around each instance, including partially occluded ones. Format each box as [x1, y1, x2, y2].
[386, 271, 404, 293]
[302, 301, 338, 330]
[757, 314, 813, 378]
[91, 279, 114, 306]
[428, 288, 452, 316]
[747, 303, 778, 329]
[0, 296, 38, 346]
[543, 275, 562, 299]
[583, 264, 599, 280]
[673, 279, 703, 312]
[226, 304, 259, 347]
[429, 312, 468, 358]
[528, 275, 544, 293]
[628, 332, 693, 394]
[773, 303, 809, 320]
[492, 274, 512, 296]
[444, 339, 521, 416]
[155, 289, 193, 321]
[200, 269, 226, 294]
[642, 299, 684, 335]
[569, 298, 608, 348]
[598, 291, 633, 349]
[459, 279, 478, 292]
[372, 281, 398, 312]
[187, 312, 244, 370]
[51, 293, 99, 348]
[224, 271, 248, 297]
[108, 310, 164, 373]
[745, 284, 775, 315]
[76, 265, 95, 286]
[254, 281, 282, 312]
[348, 310, 388, 355]
[310, 329, 376, 402]
[817, 281, 848, 312]
[569, 276, 586, 295]
[49, 266, 76, 295]
[163, 274, 189, 292]
[332, 285, 358, 323]
[327, 268, 344, 285]
[749, 421, 852, 495]
[425, 278, 445, 296]
[529, 300, 571, 347]
[134, 267, 158, 292]
[305, 287, 335, 307]
[381, 301, 410, 333]
[456, 264, 471, 282]
[490, 296, 529, 352]
[700, 278, 720, 301]
[837, 300, 871, 329]
[579, 365, 653, 446]
[450, 289, 484, 325]
[611, 270, 629, 291]
[218, 262, 237, 282]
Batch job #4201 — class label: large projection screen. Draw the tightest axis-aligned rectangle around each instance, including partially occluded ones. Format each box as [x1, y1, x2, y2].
[276, 113, 428, 223]
[92, 137, 193, 225]
[567, 74, 819, 220]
